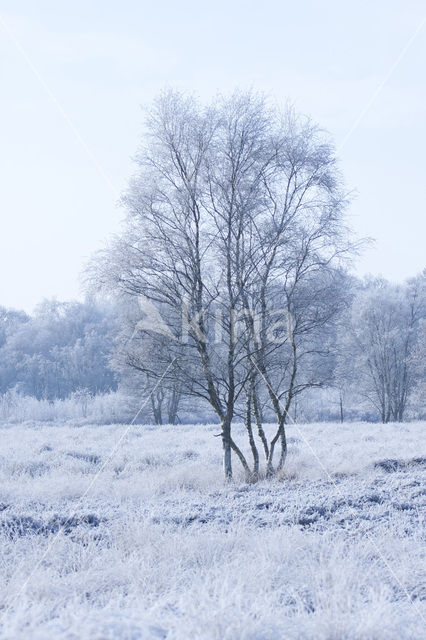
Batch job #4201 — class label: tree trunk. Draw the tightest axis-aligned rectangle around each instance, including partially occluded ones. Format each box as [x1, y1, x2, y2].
[150, 391, 163, 425]
[266, 431, 279, 477]
[252, 387, 269, 460]
[339, 391, 344, 423]
[167, 386, 181, 424]
[245, 390, 259, 480]
[222, 417, 232, 479]
[277, 420, 288, 472]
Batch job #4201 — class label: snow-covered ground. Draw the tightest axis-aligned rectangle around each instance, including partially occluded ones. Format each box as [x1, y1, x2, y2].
[0, 420, 425, 639]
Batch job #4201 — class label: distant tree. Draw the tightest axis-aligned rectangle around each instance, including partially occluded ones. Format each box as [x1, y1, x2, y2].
[111, 296, 183, 424]
[338, 274, 425, 422]
[0, 299, 117, 400]
[409, 317, 426, 418]
[0, 307, 30, 392]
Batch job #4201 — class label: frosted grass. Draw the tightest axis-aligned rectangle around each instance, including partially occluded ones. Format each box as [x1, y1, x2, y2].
[0, 421, 425, 639]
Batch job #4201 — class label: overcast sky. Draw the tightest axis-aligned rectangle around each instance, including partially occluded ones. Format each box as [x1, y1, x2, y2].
[0, 0, 425, 312]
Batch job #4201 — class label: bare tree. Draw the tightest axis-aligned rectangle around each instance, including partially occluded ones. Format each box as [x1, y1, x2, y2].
[90, 90, 354, 479]
[110, 296, 183, 424]
[338, 274, 425, 422]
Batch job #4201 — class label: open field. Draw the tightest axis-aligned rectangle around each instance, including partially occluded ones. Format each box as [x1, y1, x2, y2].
[0, 420, 425, 639]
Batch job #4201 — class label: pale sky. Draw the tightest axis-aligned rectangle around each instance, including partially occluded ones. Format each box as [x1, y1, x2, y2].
[0, 0, 425, 312]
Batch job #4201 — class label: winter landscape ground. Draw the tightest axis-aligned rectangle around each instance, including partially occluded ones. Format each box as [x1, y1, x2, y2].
[0, 420, 425, 640]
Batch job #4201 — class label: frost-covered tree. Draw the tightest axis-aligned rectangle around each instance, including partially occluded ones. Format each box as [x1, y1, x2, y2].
[91, 90, 355, 479]
[0, 307, 30, 392]
[111, 296, 183, 424]
[409, 317, 426, 418]
[338, 274, 425, 422]
[0, 299, 117, 400]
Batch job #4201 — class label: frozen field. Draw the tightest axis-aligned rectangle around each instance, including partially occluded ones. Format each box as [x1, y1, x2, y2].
[0, 420, 425, 640]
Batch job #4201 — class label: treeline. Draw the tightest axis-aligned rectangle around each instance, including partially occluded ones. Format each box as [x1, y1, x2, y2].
[0, 299, 117, 402]
[0, 275, 423, 428]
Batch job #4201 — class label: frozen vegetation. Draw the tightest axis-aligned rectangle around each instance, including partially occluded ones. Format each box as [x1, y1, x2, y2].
[0, 420, 425, 639]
